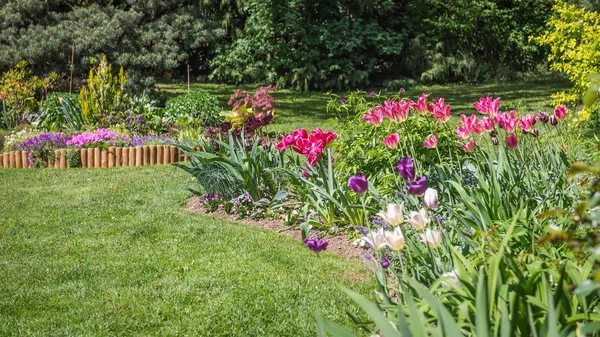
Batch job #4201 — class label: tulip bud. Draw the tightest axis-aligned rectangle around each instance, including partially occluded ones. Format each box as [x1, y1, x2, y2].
[492, 137, 499, 146]
[530, 129, 539, 138]
[490, 130, 497, 138]
[424, 188, 439, 209]
[549, 115, 558, 126]
[538, 111, 549, 123]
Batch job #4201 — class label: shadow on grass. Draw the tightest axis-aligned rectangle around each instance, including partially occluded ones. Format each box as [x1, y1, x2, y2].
[157, 79, 572, 133]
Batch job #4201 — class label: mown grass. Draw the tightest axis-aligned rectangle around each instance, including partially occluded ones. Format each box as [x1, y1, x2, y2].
[157, 79, 572, 133]
[0, 166, 371, 336]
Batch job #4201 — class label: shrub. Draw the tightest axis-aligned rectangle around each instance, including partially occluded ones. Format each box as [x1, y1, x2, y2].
[79, 56, 128, 126]
[220, 86, 278, 134]
[164, 91, 222, 127]
[66, 149, 82, 168]
[533, 1, 600, 110]
[0, 61, 55, 129]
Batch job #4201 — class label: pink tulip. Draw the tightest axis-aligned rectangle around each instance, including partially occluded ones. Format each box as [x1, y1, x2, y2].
[383, 133, 400, 149]
[455, 124, 470, 139]
[423, 135, 438, 149]
[478, 117, 495, 132]
[462, 138, 476, 152]
[384, 99, 410, 123]
[473, 97, 501, 118]
[519, 115, 537, 132]
[505, 134, 518, 149]
[362, 109, 383, 126]
[410, 93, 429, 114]
[497, 111, 519, 133]
[555, 105, 567, 120]
[429, 98, 452, 123]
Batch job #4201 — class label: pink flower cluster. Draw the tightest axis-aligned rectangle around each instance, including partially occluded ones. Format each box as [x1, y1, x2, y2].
[455, 97, 568, 151]
[362, 94, 452, 127]
[275, 128, 337, 166]
[66, 129, 130, 147]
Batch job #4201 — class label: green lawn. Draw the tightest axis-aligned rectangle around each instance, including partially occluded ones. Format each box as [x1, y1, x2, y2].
[0, 166, 370, 336]
[157, 79, 572, 133]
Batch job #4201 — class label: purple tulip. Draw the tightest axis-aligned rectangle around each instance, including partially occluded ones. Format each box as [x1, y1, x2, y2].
[304, 237, 328, 253]
[340, 98, 347, 104]
[395, 157, 415, 182]
[406, 176, 427, 196]
[365, 253, 372, 260]
[369, 91, 376, 96]
[348, 172, 369, 194]
[381, 256, 390, 268]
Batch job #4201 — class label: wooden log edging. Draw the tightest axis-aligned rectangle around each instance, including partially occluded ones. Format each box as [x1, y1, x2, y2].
[0, 145, 185, 169]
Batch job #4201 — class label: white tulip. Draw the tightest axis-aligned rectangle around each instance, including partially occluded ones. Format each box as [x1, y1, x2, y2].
[418, 228, 442, 248]
[377, 202, 404, 226]
[384, 226, 405, 251]
[406, 208, 430, 230]
[362, 228, 388, 250]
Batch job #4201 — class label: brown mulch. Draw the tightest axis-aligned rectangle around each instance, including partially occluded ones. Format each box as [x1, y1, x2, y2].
[185, 195, 367, 261]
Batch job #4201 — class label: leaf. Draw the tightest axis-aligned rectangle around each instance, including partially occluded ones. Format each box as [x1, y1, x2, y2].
[476, 270, 490, 337]
[342, 288, 400, 337]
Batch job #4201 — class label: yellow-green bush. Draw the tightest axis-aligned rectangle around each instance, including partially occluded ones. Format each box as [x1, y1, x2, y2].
[80, 56, 128, 126]
[533, 2, 600, 115]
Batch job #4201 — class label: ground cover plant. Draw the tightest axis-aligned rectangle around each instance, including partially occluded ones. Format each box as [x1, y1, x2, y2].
[0, 166, 372, 336]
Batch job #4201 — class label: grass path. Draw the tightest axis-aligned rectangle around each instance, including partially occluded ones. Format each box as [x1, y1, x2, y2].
[157, 79, 571, 133]
[0, 166, 370, 336]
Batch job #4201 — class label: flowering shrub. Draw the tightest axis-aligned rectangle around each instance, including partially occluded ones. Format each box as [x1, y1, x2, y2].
[14, 133, 69, 167]
[220, 86, 279, 133]
[65, 129, 130, 148]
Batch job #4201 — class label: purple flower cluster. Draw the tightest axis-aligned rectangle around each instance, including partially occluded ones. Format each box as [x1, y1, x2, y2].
[14, 133, 69, 152]
[66, 129, 130, 148]
[200, 193, 220, 205]
[131, 136, 175, 147]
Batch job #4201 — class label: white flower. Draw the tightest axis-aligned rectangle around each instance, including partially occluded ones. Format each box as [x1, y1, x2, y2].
[377, 202, 404, 226]
[406, 208, 430, 230]
[424, 188, 438, 209]
[362, 228, 388, 250]
[384, 226, 405, 250]
[418, 228, 442, 248]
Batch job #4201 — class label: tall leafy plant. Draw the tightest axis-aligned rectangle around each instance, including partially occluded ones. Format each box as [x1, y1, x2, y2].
[174, 133, 286, 201]
[79, 55, 128, 126]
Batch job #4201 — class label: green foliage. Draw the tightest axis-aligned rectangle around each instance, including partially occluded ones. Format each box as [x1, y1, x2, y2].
[66, 149, 81, 168]
[284, 150, 377, 232]
[79, 56, 128, 126]
[37, 92, 84, 131]
[0, 61, 53, 129]
[0, 2, 225, 90]
[533, 1, 600, 108]
[165, 91, 222, 127]
[174, 133, 286, 200]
